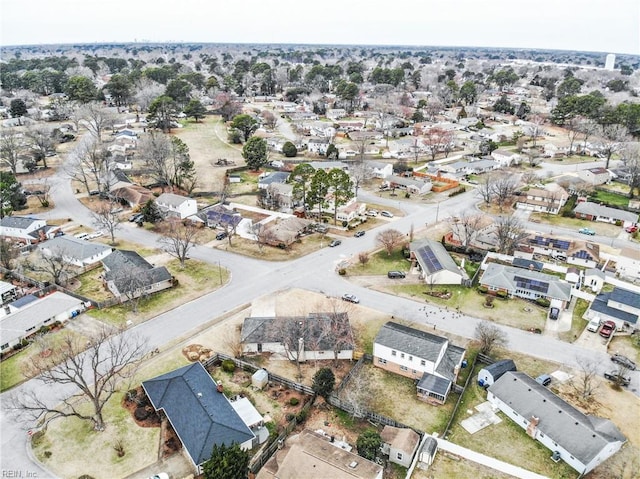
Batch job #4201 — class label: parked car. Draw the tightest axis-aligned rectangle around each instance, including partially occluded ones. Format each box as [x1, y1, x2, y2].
[599, 320, 616, 338]
[549, 307, 559, 320]
[215, 231, 228, 241]
[129, 213, 143, 222]
[611, 353, 637, 370]
[366, 210, 378, 217]
[587, 317, 601, 333]
[87, 231, 104, 239]
[380, 211, 394, 218]
[387, 271, 406, 279]
[354, 230, 365, 238]
[328, 239, 342, 247]
[74, 232, 89, 240]
[604, 370, 631, 387]
[535, 374, 552, 387]
[147, 474, 169, 479]
[624, 225, 638, 233]
[341, 293, 360, 303]
[578, 227, 596, 235]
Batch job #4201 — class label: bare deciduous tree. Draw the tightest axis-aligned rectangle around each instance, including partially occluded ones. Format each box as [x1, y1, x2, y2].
[349, 159, 374, 198]
[357, 251, 370, 268]
[251, 222, 277, 252]
[92, 201, 122, 245]
[477, 174, 495, 205]
[0, 128, 24, 176]
[376, 229, 405, 256]
[26, 125, 56, 169]
[65, 135, 113, 194]
[157, 218, 200, 268]
[222, 324, 244, 359]
[449, 211, 484, 250]
[0, 240, 18, 270]
[339, 368, 370, 418]
[598, 123, 628, 169]
[492, 173, 519, 211]
[80, 102, 116, 140]
[495, 215, 526, 255]
[474, 321, 509, 356]
[526, 114, 545, 148]
[10, 327, 147, 431]
[570, 357, 600, 401]
[24, 247, 74, 286]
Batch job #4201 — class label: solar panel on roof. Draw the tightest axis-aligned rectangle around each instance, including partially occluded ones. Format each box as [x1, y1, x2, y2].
[419, 246, 443, 273]
[554, 240, 570, 250]
[514, 276, 550, 294]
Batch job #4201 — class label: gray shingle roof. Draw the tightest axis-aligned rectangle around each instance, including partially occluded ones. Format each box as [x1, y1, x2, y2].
[102, 250, 172, 293]
[374, 322, 447, 363]
[410, 239, 460, 276]
[481, 359, 517, 380]
[0, 216, 41, 229]
[589, 291, 639, 325]
[40, 236, 112, 261]
[489, 372, 625, 465]
[609, 287, 640, 310]
[574, 201, 639, 223]
[417, 373, 451, 396]
[155, 193, 191, 208]
[481, 263, 573, 301]
[142, 363, 255, 466]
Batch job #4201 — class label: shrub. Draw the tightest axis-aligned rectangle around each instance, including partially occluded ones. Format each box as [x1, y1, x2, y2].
[282, 141, 297, 157]
[338, 268, 346, 276]
[285, 413, 295, 422]
[221, 359, 236, 373]
[477, 285, 488, 294]
[134, 407, 150, 421]
[289, 397, 299, 406]
[295, 409, 308, 423]
[536, 297, 550, 307]
[77, 476, 96, 479]
[44, 451, 52, 458]
[126, 389, 138, 402]
[496, 290, 508, 299]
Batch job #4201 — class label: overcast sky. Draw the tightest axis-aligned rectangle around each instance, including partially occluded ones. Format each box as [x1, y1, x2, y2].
[1, 0, 639, 55]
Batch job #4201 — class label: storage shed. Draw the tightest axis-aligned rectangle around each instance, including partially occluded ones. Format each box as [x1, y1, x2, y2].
[478, 359, 517, 388]
[252, 368, 268, 389]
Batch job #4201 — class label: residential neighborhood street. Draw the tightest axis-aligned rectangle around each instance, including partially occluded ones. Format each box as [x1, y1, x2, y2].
[1, 154, 638, 478]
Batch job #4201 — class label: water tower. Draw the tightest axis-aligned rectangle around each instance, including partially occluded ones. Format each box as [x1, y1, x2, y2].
[605, 53, 616, 71]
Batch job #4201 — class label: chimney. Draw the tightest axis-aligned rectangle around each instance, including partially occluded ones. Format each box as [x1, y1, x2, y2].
[216, 384, 223, 393]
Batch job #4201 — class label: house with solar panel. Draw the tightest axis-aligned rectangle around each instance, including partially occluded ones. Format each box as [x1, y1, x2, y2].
[373, 322, 466, 405]
[525, 235, 600, 268]
[410, 239, 468, 285]
[142, 362, 267, 474]
[479, 263, 573, 307]
[204, 205, 243, 231]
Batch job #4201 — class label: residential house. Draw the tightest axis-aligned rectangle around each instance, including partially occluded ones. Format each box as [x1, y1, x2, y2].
[566, 267, 580, 285]
[446, 215, 498, 252]
[410, 239, 467, 286]
[335, 201, 367, 223]
[577, 167, 611, 186]
[240, 312, 354, 361]
[307, 160, 349, 172]
[615, 246, 640, 282]
[258, 171, 290, 189]
[488, 371, 626, 475]
[384, 176, 433, 196]
[566, 241, 600, 268]
[262, 183, 294, 211]
[515, 187, 568, 215]
[439, 158, 497, 176]
[491, 149, 520, 167]
[155, 193, 198, 220]
[142, 363, 256, 473]
[380, 426, 421, 468]
[257, 429, 383, 479]
[257, 217, 312, 247]
[110, 183, 155, 208]
[477, 359, 517, 388]
[373, 322, 466, 404]
[480, 263, 573, 307]
[0, 216, 59, 245]
[307, 137, 331, 155]
[586, 287, 640, 328]
[584, 268, 605, 293]
[204, 205, 243, 231]
[368, 161, 393, 179]
[0, 281, 18, 305]
[101, 250, 173, 301]
[574, 201, 639, 227]
[326, 108, 347, 120]
[0, 292, 86, 352]
[525, 235, 599, 268]
[38, 236, 113, 267]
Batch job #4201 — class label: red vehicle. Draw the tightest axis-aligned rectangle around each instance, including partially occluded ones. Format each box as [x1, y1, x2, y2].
[625, 225, 638, 233]
[599, 320, 616, 338]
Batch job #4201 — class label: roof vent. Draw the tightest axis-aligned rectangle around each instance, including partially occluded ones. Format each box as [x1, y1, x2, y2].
[197, 392, 203, 398]
[348, 461, 358, 469]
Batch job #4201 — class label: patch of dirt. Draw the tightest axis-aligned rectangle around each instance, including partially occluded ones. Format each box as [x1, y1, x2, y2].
[182, 344, 215, 362]
[121, 387, 161, 428]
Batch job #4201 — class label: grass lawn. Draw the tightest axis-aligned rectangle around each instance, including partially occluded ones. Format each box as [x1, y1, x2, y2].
[589, 190, 630, 208]
[388, 284, 547, 331]
[213, 233, 326, 261]
[346, 249, 412, 275]
[0, 328, 88, 392]
[528, 213, 621, 237]
[87, 259, 229, 327]
[31, 349, 189, 479]
[447, 364, 578, 479]
[73, 267, 113, 302]
[558, 298, 589, 343]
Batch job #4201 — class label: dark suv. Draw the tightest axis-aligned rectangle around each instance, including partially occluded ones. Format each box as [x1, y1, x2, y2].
[604, 370, 631, 386]
[216, 231, 228, 241]
[387, 271, 406, 279]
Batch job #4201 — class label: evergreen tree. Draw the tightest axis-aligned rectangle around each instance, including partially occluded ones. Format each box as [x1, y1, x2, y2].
[312, 367, 335, 399]
[202, 443, 249, 479]
[356, 429, 382, 461]
[242, 136, 268, 171]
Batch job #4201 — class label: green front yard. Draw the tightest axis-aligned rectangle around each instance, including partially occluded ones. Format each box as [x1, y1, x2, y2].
[347, 249, 412, 275]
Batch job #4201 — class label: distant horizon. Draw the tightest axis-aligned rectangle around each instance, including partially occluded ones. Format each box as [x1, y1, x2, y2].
[1, 40, 637, 59]
[1, 0, 638, 55]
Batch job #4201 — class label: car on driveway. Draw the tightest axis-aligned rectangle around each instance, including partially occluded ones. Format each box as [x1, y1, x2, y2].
[549, 307, 559, 320]
[625, 225, 638, 233]
[366, 210, 378, 217]
[387, 271, 406, 279]
[147, 474, 169, 479]
[342, 293, 360, 303]
[87, 231, 104, 239]
[216, 231, 228, 241]
[329, 239, 342, 247]
[611, 353, 636, 370]
[354, 230, 365, 238]
[604, 370, 631, 386]
[578, 227, 596, 235]
[599, 320, 616, 338]
[380, 211, 394, 218]
[586, 317, 601, 332]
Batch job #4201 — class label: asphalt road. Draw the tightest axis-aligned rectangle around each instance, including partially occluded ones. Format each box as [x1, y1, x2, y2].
[0, 158, 636, 478]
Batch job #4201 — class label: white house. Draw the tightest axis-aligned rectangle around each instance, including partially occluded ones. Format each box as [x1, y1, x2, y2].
[38, 236, 113, 267]
[491, 149, 521, 167]
[577, 167, 611, 186]
[307, 137, 331, 155]
[410, 239, 467, 285]
[586, 287, 640, 329]
[477, 359, 517, 388]
[0, 216, 56, 245]
[380, 426, 421, 468]
[0, 292, 86, 352]
[155, 193, 198, 219]
[241, 312, 354, 361]
[488, 372, 626, 475]
[335, 200, 367, 223]
[616, 246, 640, 282]
[584, 268, 605, 293]
[384, 176, 433, 196]
[515, 186, 568, 215]
[373, 322, 465, 404]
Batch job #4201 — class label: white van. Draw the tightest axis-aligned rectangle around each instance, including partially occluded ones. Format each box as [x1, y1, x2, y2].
[74, 232, 89, 240]
[587, 317, 601, 333]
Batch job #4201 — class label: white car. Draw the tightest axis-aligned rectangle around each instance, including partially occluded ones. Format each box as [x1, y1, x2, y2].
[586, 317, 601, 333]
[380, 211, 394, 218]
[87, 231, 104, 239]
[341, 293, 360, 304]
